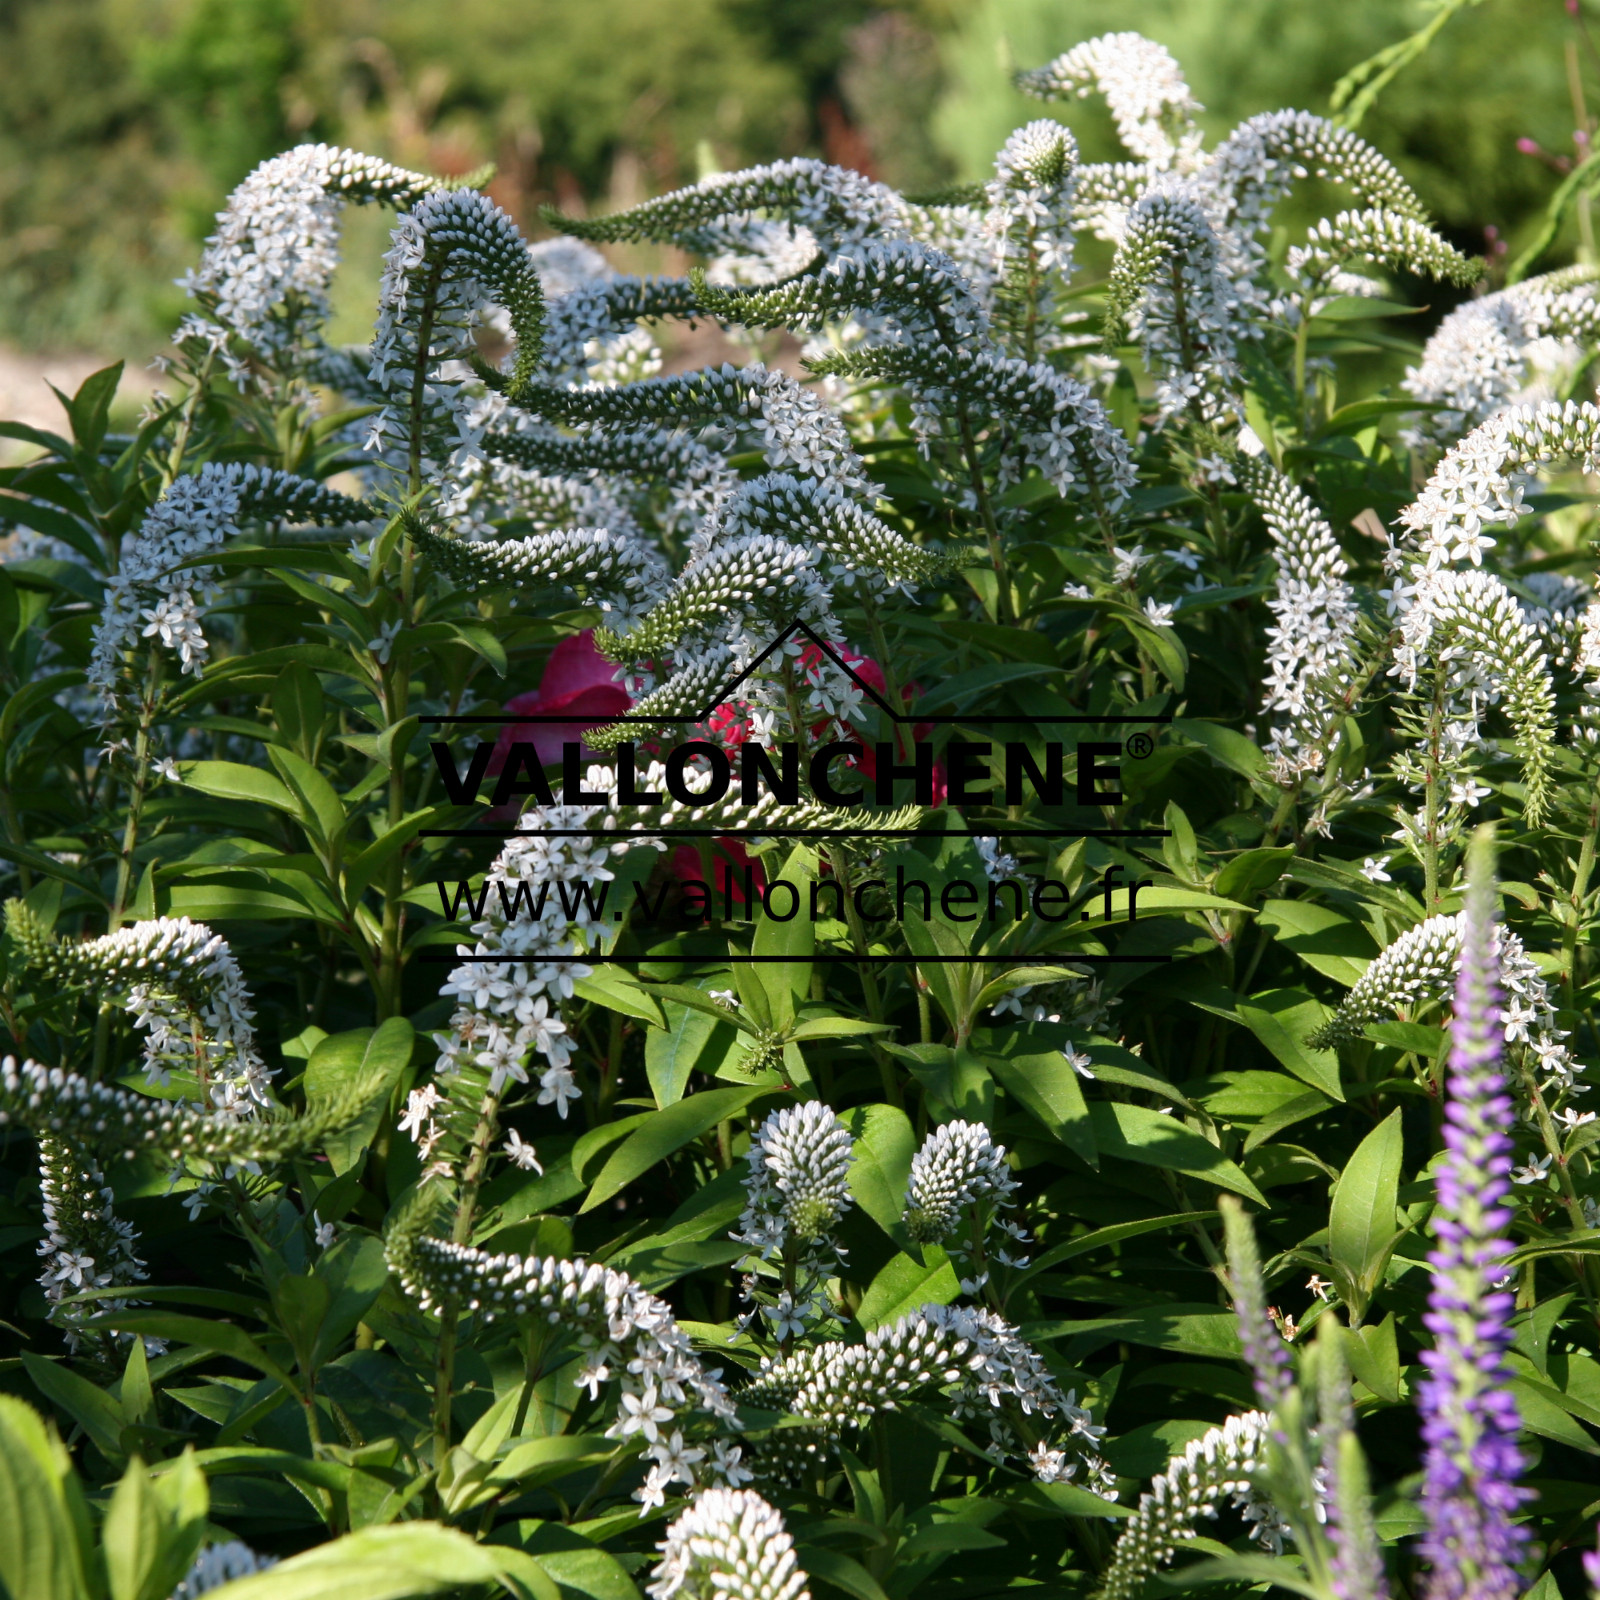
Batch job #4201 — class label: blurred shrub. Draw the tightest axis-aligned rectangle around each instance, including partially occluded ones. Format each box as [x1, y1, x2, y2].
[0, 0, 1580, 351]
[934, 0, 1574, 248]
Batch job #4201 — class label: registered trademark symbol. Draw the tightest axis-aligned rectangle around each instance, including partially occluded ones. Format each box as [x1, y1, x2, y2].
[1125, 732, 1155, 760]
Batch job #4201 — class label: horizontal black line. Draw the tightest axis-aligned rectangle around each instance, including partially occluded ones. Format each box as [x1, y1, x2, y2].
[423, 714, 1174, 725]
[420, 828, 1172, 839]
[417, 952, 1167, 965]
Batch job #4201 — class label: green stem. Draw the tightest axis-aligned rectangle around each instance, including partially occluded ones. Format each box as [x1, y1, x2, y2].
[1561, 777, 1600, 1004]
[955, 406, 1014, 626]
[1421, 674, 1447, 913]
[431, 1082, 504, 1486]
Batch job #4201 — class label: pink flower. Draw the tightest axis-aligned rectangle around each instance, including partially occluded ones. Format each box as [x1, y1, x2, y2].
[489, 630, 632, 778]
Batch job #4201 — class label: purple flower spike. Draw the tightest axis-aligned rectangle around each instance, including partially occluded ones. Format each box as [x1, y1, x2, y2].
[1417, 830, 1530, 1600]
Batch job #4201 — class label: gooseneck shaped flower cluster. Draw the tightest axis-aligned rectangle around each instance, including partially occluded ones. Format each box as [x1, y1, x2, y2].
[1404, 268, 1600, 447]
[1017, 33, 1205, 173]
[1416, 841, 1530, 1600]
[1094, 1413, 1284, 1600]
[386, 1216, 741, 1511]
[648, 1489, 810, 1600]
[89, 465, 371, 717]
[1308, 910, 1585, 1103]
[35, 1135, 149, 1352]
[8, 904, 270, 1110]
[1241, 457, 1362, 783]
[0, 1057, 369, 1170]
[178, 143, 440, 367]
[741, 1302, 1111, 1494]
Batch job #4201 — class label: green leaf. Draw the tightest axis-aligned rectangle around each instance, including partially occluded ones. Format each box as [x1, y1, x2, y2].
[1170, 718, 1264, 779]
[857, 1248, 959, 1329]
[840, 1103, 918, 1256]
[487, 1436, 614, 1491]
[202, 1523, 554, 1600]
[644, 1000, 736, 1109]
[1166, 1554, 1320, 1598]
[82, 1314, 298, 1395]
[1024, 1305, 1241, 1359]
[1215, 847, 1294, 902]
[268, 746, 348, 847]
[1088, 1103, 1268, 1204]
[572, 969, 666, 1030]
[1327, 1109, 1405, 1323]
[178, 761, 297, 815]
[746, 845, 816, 1028]
[21, 1351, 128, 1463]
[976, 1026, 1096, 1167]
[65, 362, 123, 455]
[579, 1087, 772, 1212]
[787, 1016, 892, 1041]
[879, 1042, 993, 1122]
[1257, 900, 1377, 986]
[118, 1337, 154, 1430]
[501, 1522, 640, 1600]
[1506, 1227, 1600, 1264]
[104, 1453, 208, 1600]
[0, 1396, 93, 1600]
[794, 1546, 891, 1600]
[1017, 1212, 1217, 1281]
[310, 1234, 389, 1370]
[1236, 989, 1342, 1101]
[305, 1021, 412, 1175]
[1346, 1313, 1402, 1403]
[344, 812, 436, 905]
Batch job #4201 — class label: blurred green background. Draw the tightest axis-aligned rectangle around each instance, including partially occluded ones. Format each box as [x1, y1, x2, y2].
[0, 0, 1587, 358]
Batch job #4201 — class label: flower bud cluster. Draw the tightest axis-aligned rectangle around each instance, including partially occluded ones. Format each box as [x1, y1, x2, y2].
[412, 515, 669, 626]
[483, 424, 735, 532]
[740, 1103, 855, 1249]
[1205, 112, 1426, 238]
[89, 465, 369, 714]
[697, 474, 948, 597]
[35, 1135, 149, 1351]
[1389, 568, 1556, 824]
[1104, 192, 1242, 423]
[1404, 269, 1600, 447]
[734, 1104, 855, 1342]
[809, 343, 1135, 508]
[902, 1119, 1019, 1248]
[1242, 459, 1360, 784]
[1017, 33, 1204, 173]
[986, 121, 1080, 279]
[537, 275, 699, 387]
[366, 189, 544, 484]
[0, 1057, 353, 1168]
[1095, 1413, 1283, 1600]
[8, 907, 270, 1110]
[388, 1229, 742, 1511]
[551, 159, 906, 254]
[1286, 209, 1479, 298]
[695, 240, 989, 348]
[742, 1302, 1110, 1491]
[1398, 400, 1600, 571]
[528, 366, 872, 498]
[1309, 914, 1584, 1103]
[179, 143, 437, 365]
[648, 1489, 810, 1600]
